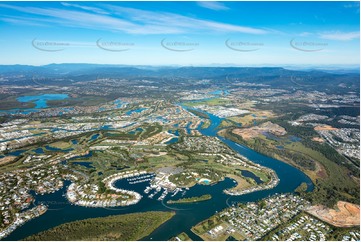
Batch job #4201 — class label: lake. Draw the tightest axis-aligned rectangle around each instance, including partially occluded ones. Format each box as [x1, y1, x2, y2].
[89, 134, 100, 141]
[17, 94, 69, 109]
[0, 94, 69, 115]
[126, 108, 148, 115]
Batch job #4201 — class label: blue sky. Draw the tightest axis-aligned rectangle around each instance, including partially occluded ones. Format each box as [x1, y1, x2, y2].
[0, 1, 359, 66]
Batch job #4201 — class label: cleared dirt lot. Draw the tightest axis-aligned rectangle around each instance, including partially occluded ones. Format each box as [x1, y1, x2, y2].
[305, 201, 360, 227]
[314, 125, 338, 131]
[0, 156, 16, 166]
[232, 121, 286, 140]
[312, 137, 325, 143]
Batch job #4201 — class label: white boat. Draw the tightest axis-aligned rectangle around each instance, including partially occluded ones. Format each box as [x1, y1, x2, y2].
[144, 186, 152, 194]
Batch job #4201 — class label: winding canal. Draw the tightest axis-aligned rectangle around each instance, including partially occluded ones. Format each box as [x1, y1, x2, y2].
[4, 107, 313, 241]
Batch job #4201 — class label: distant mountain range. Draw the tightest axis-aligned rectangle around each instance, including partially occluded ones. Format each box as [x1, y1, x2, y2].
[0, 63, 359, 75]
[0, 64, 359, 93]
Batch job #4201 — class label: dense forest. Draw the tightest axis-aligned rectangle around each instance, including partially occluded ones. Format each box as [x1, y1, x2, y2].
[24, 211, 175, 241]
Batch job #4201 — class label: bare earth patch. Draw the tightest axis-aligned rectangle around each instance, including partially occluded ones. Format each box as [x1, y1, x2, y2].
[233, 121, 286, 140]
[232, 128, 259, 140]
[312, 137, 325, 143]
[305, 201, 360, 227]
[0, 156, 16, 166]
[314, 125, 338, 131]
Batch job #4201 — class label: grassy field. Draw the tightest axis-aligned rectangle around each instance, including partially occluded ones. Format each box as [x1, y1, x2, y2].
[24, 211, 175, 241]
[191, 216, 230, 241]
[173, 232, 192, 241]
[166, 151, 271, 190]
[187, 109, 209, 119]
[228, 110, 276, 127]
[201, 120, 211, 129]
[182, 98, 230, 107]
[48, 141, 72, 149]
[226, 174, 253, 191]
[146, 154, 187, 169]
[0, 96, 35, 110]
[242, 168, 270, 183]
[46, 95, 111, 108]
[219, 120, 235, 128]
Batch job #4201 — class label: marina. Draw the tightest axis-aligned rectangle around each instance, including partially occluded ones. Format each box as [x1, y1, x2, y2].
[0, 5, 359, 239]
[3, 108, 313, 241]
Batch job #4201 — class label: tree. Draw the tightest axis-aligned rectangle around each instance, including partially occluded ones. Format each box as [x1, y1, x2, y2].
[294, 182, 307, 195]
[259, 200, 266, 209]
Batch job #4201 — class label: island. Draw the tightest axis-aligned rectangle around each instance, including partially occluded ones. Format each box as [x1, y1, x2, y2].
[167, 194, 212, 204]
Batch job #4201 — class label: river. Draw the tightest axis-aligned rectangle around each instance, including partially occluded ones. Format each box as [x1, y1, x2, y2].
[4, 107, 313, 241]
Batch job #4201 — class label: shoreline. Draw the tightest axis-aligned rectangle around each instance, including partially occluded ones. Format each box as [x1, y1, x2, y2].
[66, 170, 145, 208]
